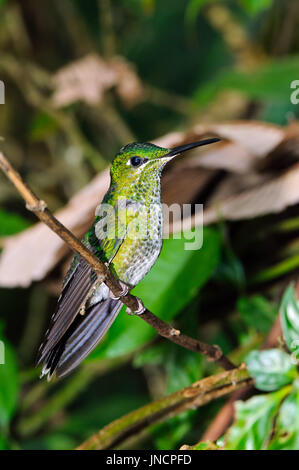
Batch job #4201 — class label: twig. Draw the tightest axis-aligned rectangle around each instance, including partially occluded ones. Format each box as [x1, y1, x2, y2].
[144, 85, 198, 117]
[98, 0, 116, 58]
[77, 365, 251, 450]
[0, 151, 236, 371]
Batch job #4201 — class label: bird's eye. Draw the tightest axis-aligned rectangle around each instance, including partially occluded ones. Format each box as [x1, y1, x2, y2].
[130, 156, 142, 167]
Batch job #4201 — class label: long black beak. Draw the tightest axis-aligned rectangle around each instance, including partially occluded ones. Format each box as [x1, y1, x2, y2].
[166, 137, 220, 157]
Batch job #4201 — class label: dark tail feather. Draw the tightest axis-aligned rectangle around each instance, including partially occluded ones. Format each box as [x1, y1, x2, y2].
[40, 298, 122, 379]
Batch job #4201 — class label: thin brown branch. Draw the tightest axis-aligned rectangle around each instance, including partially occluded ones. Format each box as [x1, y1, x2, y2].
[77, 365, 251, 450]
[0, 151, 236, 370]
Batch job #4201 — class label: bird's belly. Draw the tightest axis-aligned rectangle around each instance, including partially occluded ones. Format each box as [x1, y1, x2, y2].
[88, 203, 162, 307]
[113, 237, 162, 286]
[111, 205, 163, 286]
[88, 235, 162, 308]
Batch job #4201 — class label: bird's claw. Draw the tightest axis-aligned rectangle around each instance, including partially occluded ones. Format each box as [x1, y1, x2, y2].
[126, 297, 146, 315]
[109, 281, 129, 300]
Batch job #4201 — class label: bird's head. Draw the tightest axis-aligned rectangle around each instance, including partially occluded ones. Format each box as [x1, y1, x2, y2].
[110, 138, 220, 188]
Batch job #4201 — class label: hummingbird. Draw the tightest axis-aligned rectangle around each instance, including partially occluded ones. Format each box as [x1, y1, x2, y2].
[37, 138, 220, 379]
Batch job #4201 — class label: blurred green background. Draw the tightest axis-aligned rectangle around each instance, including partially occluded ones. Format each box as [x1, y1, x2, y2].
[1, 0, 299, 450]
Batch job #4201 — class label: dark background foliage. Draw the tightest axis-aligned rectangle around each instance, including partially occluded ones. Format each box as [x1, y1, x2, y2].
[0, 0, 299, 450]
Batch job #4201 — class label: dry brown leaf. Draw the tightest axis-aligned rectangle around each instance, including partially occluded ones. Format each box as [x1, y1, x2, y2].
[155, 121, 286, 174]
[203, 164, 299, 223]
[206, 173, 267, 205]
[109, 56, 144, 107]
[177, 141, 253, 174]
[52, 53, 144, 108]
[1, 120, 297, 288]
[256, 122, 299, 173]
[162, 167, 215, 206]
[170, 164, 299, 232]
[197, 121, 284, 158]
[0, 169, 110, 287]
[52, 54, 117, 107]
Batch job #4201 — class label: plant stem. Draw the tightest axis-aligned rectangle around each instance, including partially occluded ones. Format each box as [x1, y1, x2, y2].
[77, 365, 252, 450]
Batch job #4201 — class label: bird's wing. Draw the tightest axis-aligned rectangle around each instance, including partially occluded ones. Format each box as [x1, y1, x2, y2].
[40, 297, 123, 379]
[36, 257, 97, 366]
[37, 199, 138, 370]
[90, 198, 145, 264]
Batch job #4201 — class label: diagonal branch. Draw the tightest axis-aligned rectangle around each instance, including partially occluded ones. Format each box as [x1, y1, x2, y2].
[77, 365, 252, 450]
[0, 151, 235, 371]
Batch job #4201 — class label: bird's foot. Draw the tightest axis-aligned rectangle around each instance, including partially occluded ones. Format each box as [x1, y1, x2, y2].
[109, 281, 129, 300]
[126, 297, 146, 316]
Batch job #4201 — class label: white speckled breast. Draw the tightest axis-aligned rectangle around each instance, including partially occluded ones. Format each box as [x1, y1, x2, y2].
[111, 201, 163, 286]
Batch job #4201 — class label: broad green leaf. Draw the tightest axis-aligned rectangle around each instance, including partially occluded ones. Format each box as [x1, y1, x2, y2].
[0, 435, 8, 450]
[240, 0, 274, 15]
[89, 227, 221, 359]
[246, 349, 297, 392]
[132, 227, 221, 320]
[133, 342, 167, 368]
[194, 56, 299, 108]
[280, 285, 299, 357]
[0, 338, 19, 427]
[224, 387, 290, 450]
[0, 209, 30, 237]
[268, 379, 299, 450]
[237, 295, 278, 334]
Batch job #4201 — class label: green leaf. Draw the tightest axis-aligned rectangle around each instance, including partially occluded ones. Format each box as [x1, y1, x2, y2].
[0, 209, 30, 237]
[280, 285, 299, 357]
[240, 0, 274, 15]
[29, 112, 59, 141]
[194, 56, 299, 108]
[185, 0, 211, 26]
[0, 337, 19, 428]
[133, 227, 221, 320]
[246, 349, 297, 392]
[268, 379, 299, 450]
[224, 386, 290, 450]
[0, 435, 9, 450]
[133, 342, 167, 368]
[164, 344, 203, 393]
[152, 411, 194, 450]
[135, 307, 204, 392]
[192, 441, 220, 450]
[251, 254, 299, 284]
[237, 295, 278, 334]
[89, 227, 221, 359]
[214, 244, 245, 289]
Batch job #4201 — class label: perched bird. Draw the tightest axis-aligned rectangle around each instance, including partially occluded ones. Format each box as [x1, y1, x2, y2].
[37, 138, 219, 379]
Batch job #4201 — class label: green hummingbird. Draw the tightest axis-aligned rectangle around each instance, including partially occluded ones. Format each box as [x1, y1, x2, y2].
[37, 138, 219, 379]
